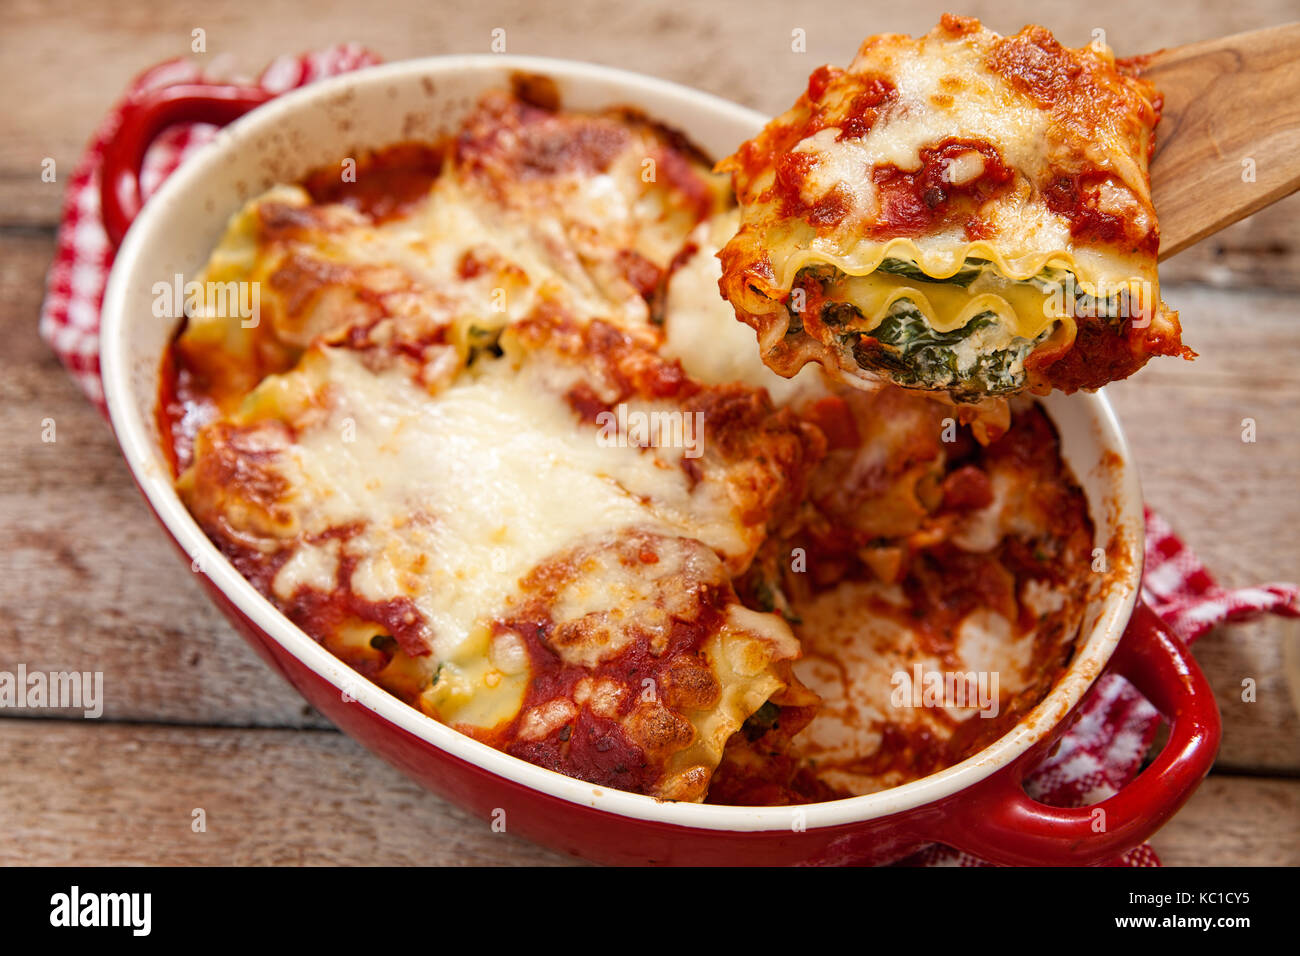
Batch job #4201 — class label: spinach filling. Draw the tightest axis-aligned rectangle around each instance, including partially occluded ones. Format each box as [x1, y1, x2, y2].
[465, 323, 505, 366]
[785, 255, 1135, 398]
[843, 300, 1050, 400]
[871, 255, 988, 286]
[794, 257, 1130, 322]
[1028, 265, 1131, 321]
[742, 701, 782, 742]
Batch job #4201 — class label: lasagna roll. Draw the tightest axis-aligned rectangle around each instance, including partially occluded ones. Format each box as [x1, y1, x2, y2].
[166, 91, 729, 433]
[716, 15, 1190, 405]
[177, 296, 822, 801]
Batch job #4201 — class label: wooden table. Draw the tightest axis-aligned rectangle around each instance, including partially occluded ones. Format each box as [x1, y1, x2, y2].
[2, 0, 1297, 866]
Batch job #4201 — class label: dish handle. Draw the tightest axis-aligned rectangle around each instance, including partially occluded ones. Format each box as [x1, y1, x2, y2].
[100, 82, 275, 248]
[936, 600, 1221, 865]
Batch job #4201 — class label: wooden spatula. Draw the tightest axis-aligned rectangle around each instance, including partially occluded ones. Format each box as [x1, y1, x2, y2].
[1143, 22, 1300, 260]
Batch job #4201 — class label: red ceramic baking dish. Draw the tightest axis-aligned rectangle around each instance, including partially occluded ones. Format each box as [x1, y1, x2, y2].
[97, 55, 1219, 866]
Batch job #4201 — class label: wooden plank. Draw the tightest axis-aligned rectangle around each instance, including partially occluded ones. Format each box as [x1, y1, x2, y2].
[1104, 285, 1300, 596]
[0, 718, 1291, 865]
[0, 479, 339, 730]
[1161, 196, 1300, 292]
[1149, 775, 1300, 866]
[0, 719, 576, 866]
[1191, 618, 1300, 776]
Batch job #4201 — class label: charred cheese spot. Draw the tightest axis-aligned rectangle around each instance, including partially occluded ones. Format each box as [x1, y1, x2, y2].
[661, 654, 723, 711]
[474, 527, 805, 798]
[165, 94, 733, 433]
[536, 533, 726, 668]
[179, 420, 300, 547]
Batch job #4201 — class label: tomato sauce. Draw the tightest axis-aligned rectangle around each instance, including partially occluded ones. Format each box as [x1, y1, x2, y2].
[301, 142, 444, 224]
[870, 138, 1014, 237]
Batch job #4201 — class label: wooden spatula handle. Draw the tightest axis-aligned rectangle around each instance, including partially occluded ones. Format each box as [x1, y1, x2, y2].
[1144, 23, 1300, 260]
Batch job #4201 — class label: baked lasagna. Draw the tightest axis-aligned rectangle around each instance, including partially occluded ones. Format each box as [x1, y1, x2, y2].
[717, 15, 1190, 412]
[162, 78, 1098, 805]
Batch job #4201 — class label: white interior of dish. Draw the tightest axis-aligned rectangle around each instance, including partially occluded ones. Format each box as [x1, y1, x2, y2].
[101, 56, 1145, 832]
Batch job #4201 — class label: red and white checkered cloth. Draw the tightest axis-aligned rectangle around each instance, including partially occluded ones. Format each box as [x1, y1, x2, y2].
[39, 48, 1300, 866]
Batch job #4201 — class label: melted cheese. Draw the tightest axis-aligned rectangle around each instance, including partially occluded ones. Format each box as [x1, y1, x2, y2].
[250, 346, 745, 666]
[662, 217, 827, 404]
[793, 46, 1052, 215]
[789, 579, 1030, 796]
[197, 327, 805, 756]
[746, 22, 1161, 292]
[190, 179, 654, 362]
[716, 17, 1177, 396]
[544, 535, 723, 668]
[176, 104, 732, 413]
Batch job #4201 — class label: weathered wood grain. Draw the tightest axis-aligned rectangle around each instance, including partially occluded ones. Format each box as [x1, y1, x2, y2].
[1161, 195, 1300, 292]
[0, 719, 1291, 865]
[1146, 23, 1300, 259]
[1105, 285, 1300, 593]
[0, 720, 577, 865]
[1149, 775, 1300, 867]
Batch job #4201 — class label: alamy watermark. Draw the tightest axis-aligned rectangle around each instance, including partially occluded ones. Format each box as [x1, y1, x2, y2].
[595, 404, 705, 460]
[1044, 274, 1154, 328]
[890, 665, 999, 718]
[152, 273, 260, 328]
[50, 886, 150, 936]
[0, 665, 103, 718]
